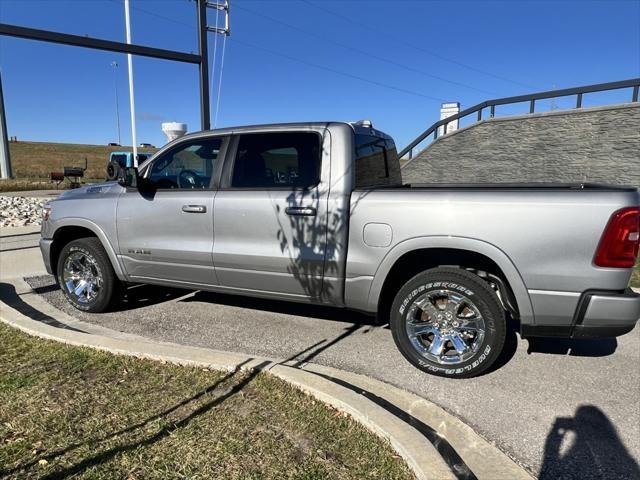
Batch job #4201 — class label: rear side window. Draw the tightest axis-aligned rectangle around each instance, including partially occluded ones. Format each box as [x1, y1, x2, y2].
[355, 134, 402, 188]
[231, 132, 321, 189]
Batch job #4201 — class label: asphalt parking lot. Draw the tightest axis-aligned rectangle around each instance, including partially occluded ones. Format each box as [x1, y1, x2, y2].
[25, 275, 639, 480]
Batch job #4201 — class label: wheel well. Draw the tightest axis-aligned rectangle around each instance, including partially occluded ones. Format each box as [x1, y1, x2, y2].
[50, 226, 98, 273]
[377, 248, 519, 322]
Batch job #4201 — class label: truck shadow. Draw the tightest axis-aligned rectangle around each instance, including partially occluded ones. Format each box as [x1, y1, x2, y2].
[539, 405, 640, 480]
[181, 290, 381, 327]
[526, 337, 618, 357]
[28, 275, 382, 327]
[30, 279, 190, 312]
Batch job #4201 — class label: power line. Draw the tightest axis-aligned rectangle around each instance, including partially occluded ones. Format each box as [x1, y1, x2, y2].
[299, 0, 539, 91]
[106, 0, 194, 30]
[230, 37, 445, 102]
[106, 2, 443, 107]
[235, 3, 499, 96]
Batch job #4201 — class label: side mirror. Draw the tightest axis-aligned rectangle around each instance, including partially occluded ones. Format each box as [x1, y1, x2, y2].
[117, 166, 139, 188]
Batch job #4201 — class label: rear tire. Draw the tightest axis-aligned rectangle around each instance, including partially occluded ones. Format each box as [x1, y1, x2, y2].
[56, 237, 118, 313]
[390, 267, 506, 378]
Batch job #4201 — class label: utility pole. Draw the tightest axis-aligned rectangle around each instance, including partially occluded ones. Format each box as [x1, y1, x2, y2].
[0, 1, 221, 165]
[0, 70, 12, 180]
[124, 0, 138, 165]
[197, 0, 210, 131]
[110, 61, 121, 145]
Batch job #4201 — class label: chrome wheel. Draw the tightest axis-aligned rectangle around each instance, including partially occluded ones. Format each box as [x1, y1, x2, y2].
[405, 289, 486, 365]
[62, 251, 102, 304]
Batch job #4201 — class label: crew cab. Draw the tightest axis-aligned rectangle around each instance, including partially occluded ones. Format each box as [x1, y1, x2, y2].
[40, 121, 640, 377]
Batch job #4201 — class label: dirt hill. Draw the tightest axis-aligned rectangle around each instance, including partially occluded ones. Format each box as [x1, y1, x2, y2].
[8, 141, 158, 181]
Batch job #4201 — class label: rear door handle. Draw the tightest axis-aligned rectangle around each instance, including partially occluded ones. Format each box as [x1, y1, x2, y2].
[182, 205, 207, 213]
[285, 206, 317, 216]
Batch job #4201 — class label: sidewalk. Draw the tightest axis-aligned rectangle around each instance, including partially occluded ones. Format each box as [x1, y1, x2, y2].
[0, 225, 45, 281]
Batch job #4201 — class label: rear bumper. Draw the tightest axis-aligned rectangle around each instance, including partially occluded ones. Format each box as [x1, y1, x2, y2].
[39, 238, 54, 275]
[572, 289, 640, 338]
[522, 289, 640, 338]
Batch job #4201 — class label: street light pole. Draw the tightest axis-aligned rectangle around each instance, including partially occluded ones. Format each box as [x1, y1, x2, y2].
[0, 70, 12, 179]
[124, 0, 138, 165]
[110, 61, 121, 145]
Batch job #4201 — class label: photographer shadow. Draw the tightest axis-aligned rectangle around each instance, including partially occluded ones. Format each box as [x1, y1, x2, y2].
[539, 405, 640, 480]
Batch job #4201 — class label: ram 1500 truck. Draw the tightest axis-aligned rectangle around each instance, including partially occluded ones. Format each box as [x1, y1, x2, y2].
[39, 121, 640, 377]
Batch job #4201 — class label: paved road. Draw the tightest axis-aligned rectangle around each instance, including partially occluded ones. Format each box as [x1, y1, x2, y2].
[0, 226, 43, 281]
[25, 275, 640, 480]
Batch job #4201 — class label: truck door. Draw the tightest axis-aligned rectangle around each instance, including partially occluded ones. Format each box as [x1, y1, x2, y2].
[116, 135, 227, 286]
[213, 130, 330, 298]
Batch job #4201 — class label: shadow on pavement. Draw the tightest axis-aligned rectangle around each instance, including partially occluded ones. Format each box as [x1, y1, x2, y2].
[30, 279, 192, 313]
[29, 274, 381, 326]
[526, 337, 618, 357]
[539, 405, 640, 480]
[283, 323, 369, 367]
[0, 282, 86, 333]
[182, 289, 381, 326]
[117, 284, 191, 311]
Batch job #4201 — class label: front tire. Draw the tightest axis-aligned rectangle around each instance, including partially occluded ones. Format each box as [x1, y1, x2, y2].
[56, 237, 118, 313]
[390, 267, 506, 378]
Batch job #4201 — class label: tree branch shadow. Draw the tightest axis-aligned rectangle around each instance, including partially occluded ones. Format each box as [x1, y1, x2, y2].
[1, 359, 261, 479]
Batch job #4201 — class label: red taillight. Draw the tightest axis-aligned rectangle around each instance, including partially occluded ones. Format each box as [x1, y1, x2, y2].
[594, 207, 640, 268]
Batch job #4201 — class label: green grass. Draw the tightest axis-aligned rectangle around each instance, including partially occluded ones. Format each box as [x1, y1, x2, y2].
[0, 322, 413, 480]
[630, 260, 640, 289]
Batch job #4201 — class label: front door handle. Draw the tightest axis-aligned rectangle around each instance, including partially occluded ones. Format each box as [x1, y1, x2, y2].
[285, 206, 317, 216]
[182, 205, 207, 213]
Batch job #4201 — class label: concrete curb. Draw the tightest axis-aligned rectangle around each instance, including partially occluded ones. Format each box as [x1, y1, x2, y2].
[0, 276, 533, 480]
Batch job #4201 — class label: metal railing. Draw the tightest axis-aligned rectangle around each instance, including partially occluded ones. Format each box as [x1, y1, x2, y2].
[399, 78, 640, 160]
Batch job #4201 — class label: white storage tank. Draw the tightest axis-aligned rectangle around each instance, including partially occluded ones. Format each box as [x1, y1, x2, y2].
[161, 122, 187, 143]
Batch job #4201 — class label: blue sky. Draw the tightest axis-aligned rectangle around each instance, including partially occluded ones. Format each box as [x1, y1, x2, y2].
[0, 0, 638, 149]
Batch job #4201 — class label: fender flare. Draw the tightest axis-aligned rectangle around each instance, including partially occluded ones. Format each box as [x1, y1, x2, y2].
[52, 218, 128, 281]
[366, 236, 534, 325]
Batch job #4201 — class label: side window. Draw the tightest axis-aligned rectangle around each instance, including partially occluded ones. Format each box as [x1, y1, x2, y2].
[147, 137, 222, 189]
[355, 134, 402, 188]
[231, 132, 321, 189]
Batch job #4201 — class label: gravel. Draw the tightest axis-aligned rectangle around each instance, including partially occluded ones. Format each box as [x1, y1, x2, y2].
[26, 275, 640, 479]
[0, 196, 47, 228]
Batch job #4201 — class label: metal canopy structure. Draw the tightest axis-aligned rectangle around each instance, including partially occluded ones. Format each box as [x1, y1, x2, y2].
[0, 0, 230, 179]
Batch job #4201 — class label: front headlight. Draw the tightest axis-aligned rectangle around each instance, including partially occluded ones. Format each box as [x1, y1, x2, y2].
[42, 204, 52, 222]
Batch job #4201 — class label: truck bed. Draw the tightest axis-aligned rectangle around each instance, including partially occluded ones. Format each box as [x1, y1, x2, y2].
[370, 182, 638, 192]
[345, 184, 640, 321]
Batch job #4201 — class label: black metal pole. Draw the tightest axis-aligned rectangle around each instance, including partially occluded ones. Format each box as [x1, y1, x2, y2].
[0, 71, 12, 179]
[0, 23, 200, 64]
[197, 0, 211, 131]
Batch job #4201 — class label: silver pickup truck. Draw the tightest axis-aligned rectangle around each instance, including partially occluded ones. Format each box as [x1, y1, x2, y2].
[39, 121, 640, 377]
